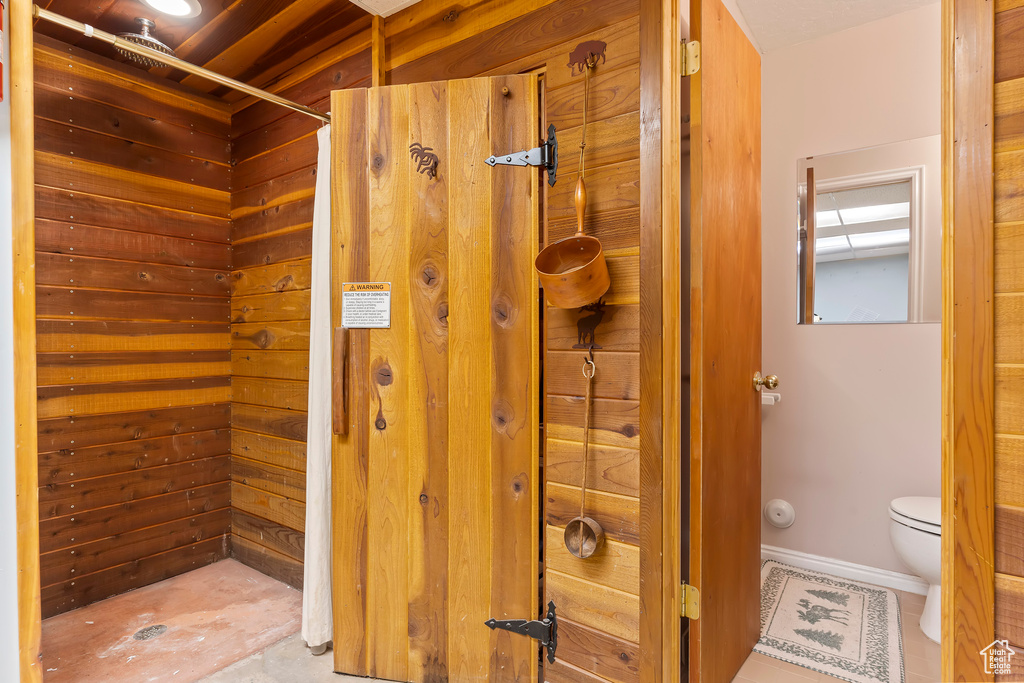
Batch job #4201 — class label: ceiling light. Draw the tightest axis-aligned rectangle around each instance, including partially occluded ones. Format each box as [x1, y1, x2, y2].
[815, 210, 842, 228]
[815, 235, 851, 255]
[848, 228, 910, 250]
[142, 0, 202, 18]
[839, 201, 910, 226]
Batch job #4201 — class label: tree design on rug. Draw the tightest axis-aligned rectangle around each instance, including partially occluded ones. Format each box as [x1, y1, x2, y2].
[796, 598, 850, 625]
[794, 628, 844, 651]
[806, 589, 850, 606]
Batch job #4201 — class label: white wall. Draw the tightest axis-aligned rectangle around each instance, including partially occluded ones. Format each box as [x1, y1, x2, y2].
[0, 0, 27, 677]
[761, 3, 942, 573]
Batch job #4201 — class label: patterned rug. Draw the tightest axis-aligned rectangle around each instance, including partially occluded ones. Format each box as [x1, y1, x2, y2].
[755, 561, 904, 683]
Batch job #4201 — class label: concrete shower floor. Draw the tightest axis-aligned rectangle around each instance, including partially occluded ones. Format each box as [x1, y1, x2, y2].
[41, 559, 303, 683]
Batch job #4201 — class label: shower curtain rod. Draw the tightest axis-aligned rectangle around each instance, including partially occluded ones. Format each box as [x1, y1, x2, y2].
[32, 6, 331, 123]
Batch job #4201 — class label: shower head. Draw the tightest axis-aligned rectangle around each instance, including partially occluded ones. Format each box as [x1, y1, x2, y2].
[115, 18, 176, 68]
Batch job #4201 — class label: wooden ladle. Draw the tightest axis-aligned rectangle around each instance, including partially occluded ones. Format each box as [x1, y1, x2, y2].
[535, 54, 610, 309]
[564, 354, 605, 559]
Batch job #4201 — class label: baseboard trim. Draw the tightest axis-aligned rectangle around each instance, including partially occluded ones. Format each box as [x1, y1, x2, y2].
[761, 544, 929, 596]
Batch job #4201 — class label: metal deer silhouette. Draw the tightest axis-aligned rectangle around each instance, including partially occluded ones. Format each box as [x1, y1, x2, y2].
[574, 298, 606, 349]
[409, 142, 439, 179]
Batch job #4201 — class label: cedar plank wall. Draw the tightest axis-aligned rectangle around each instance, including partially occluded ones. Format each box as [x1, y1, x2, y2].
[227, 39, 372, 586]
[994, 0, 1024, 667]
[229, 0, 643, 679]
[33, 35, 233, 618]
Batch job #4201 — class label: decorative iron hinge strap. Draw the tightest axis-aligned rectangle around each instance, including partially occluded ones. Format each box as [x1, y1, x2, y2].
[682, 40, 701, 76]
[681, 584, 700, 619]
[485, 123, 559, 187]
[485, 600, 558, 663]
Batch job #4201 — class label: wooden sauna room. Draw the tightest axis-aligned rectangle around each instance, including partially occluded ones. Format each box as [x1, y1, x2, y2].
[7, 0, 765, 680]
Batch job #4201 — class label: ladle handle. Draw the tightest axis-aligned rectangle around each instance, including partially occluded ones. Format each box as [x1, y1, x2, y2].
[575, 176, 587, 236]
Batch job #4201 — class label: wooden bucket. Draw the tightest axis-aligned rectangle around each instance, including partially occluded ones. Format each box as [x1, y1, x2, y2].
[535, 177, 609, 309]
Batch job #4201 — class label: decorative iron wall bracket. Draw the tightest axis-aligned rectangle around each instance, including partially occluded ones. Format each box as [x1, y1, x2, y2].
[485, 600, 558, 663]
[485, 124, 559, 186]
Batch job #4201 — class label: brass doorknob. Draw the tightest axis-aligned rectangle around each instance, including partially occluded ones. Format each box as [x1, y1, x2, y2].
[753, 372, 779, 391]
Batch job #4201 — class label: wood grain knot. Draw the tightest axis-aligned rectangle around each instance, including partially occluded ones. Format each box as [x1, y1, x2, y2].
[492, 399, 520, 437]
[621, 424, 637, 438]
[421, 264, 439, 286]
[419, 493, 429, 505]
[436, 302, 449, 326]
[372, 153, 386, 173]
[492, 295, 515, 327]
[274, 275, 293, 291]
[511, 477, 524, 495]
[250, 328, 274, 349]
[374, 363, 393, 386]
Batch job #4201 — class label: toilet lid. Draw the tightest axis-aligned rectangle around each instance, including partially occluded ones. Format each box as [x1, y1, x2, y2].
[889, 496, 941, 533]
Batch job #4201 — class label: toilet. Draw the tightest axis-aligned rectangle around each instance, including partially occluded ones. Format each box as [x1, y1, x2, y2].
[889, 496, 941, 643]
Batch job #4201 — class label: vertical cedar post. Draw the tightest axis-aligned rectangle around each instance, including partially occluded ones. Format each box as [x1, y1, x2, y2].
[10, 0, 43, 680]
[372, 15, 386, 88]
[941, 0, 995, 679]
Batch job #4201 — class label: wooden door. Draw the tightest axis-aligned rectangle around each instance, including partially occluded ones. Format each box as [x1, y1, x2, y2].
[688, 0, 763, 681]
[330, 75, 540, 683]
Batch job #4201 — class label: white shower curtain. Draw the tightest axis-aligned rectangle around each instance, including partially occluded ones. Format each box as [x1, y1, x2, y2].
[303, 123, 333, 652]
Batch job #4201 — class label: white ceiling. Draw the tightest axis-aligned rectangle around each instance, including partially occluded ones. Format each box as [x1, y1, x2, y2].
[733, 0, 939, 53]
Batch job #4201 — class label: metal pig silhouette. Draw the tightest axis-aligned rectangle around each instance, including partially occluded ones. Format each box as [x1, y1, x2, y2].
[568, 40, 607, 75]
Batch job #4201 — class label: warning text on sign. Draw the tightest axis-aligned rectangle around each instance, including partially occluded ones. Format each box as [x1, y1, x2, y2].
[341, 282, 392, 329]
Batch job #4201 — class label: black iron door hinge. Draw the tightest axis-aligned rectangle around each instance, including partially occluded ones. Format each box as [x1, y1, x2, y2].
[485, 124, 559, 187]
[485, 600, 558, 663]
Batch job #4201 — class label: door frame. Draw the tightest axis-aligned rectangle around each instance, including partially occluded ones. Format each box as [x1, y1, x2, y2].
[9, 0, 43, 680]
[5, 1, 1002, 682]
[638, 0, 683, 681]
[940, 0, 996, 679]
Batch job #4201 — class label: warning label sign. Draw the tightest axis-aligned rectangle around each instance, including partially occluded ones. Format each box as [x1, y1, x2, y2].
[341, 282, 392, 329]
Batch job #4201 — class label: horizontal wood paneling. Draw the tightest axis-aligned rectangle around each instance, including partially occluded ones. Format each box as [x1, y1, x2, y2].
[34, 36, 231, 615]
[40, 509, 230, 587]
[231, 534, 304, 589]
[38, 482, 230, 553]
[41, 536, 228, 618]
[996, 2, 1024, 658]
[38, 428, 229, 484]
[37, 404, 231, 452]
[547, 483, 640, 545]
[39, 456, 231, 518]
[546, 438, 640, 497]
[35, 186, 230, 243]
[547, 569, 640, 642]
[37, 320, 230, 354]
[227, 26, 370, 579]
[557, 618, 640, 683]
[545, 525, 639, 594]
[995, 572, 1024, 645]
[36, 350, 230, 386]
[231, 429, 307, 472]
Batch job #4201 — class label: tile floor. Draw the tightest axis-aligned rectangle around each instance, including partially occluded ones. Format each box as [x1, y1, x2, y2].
[732, 588, 940, 683]
[41, 559, 302, 683]
[41, 559, 939, 683]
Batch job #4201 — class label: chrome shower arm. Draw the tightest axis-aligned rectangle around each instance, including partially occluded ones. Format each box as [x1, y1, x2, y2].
[31, 5, 331, 124]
